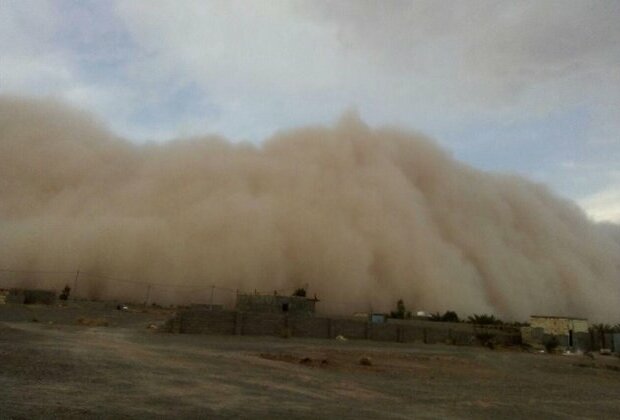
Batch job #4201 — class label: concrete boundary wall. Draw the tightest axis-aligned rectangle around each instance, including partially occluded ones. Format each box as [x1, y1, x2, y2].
[178, 309, 237, 335]
[292, 317, 330, 338]
[171, 310, 521, 346]
[242, 312, 286, 336]
[331, 318, 368, 339]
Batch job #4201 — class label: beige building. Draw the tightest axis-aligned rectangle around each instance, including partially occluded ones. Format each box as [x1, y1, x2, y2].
[522, 315, 590, 350]
[530, 315, 589, 335]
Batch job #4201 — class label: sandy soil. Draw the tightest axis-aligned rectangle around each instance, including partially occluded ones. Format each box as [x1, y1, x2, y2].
[1, 303, 619, 419]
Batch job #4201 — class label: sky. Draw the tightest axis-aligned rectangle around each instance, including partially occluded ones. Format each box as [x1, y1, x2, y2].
[1, 0, 619, 223]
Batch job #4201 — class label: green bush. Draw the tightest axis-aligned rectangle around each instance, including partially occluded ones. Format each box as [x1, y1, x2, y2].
[468, 314, 503, 325]
[292, 288, 306, 297]
[59, 285, 71, 301]
[431, 310, 460, 323]
[389, 299, 411, 319]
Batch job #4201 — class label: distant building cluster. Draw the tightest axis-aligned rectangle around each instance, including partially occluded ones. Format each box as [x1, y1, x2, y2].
[235, 292, 318, 317]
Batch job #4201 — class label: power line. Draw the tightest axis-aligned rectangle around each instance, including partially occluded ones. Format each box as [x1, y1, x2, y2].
[0, 268, 306, 301]
[0, 268, 256, 294]
[0, 268, 77, 275]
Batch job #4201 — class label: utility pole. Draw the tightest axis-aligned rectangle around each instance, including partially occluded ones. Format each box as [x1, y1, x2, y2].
[73, 270, 80, 300]
[144, 284, 152, 306]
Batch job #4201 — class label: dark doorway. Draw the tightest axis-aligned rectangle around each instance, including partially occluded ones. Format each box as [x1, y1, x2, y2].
[569, 329, 574, 347]
[282, 303, 289, 312]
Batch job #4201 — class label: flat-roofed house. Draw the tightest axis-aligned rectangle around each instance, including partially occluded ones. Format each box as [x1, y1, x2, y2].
[521, 315, 590, 351]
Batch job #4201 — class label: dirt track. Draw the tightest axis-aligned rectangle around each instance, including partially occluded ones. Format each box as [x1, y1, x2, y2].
[1, 304, 620, 419]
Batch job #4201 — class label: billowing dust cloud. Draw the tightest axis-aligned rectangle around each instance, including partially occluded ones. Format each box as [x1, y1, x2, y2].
[1, 96, 619, 321]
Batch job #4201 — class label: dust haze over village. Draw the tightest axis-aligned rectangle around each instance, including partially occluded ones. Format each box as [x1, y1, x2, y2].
[2, 2, 620, 418]
[1, 96, 620, 322]
[1, 0, 620, 323]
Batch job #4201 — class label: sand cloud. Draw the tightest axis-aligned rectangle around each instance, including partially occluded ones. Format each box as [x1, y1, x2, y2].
[0, 97, 619, 321]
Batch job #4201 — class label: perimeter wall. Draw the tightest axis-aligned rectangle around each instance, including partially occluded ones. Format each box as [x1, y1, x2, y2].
[167, 309, 521, 346]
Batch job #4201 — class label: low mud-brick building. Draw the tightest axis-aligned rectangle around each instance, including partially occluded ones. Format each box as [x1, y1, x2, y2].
[235, 292, 317, 317]
[2, 288, 57, 305]
[521, 315, 590, 351]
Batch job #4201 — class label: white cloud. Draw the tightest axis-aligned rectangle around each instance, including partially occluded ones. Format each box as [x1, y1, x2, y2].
[109, 1, 620, 134]
[0, 0, 73, 93]
[580, 185, 620, 223]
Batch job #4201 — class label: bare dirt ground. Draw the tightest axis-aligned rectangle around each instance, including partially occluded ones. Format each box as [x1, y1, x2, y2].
[1, 303, 620, 419]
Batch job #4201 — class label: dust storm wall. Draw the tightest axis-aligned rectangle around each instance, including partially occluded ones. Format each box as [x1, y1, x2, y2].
[1, 96, 619, 321]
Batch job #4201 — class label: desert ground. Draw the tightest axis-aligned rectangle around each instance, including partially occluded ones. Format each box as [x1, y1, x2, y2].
[1, 302, 619, 419]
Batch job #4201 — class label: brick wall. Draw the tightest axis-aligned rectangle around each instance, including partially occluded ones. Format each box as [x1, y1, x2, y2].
[178, 309, 236, 334]
[241, 312, 285, 336]
[291, 317, 330, 338]
[235, 294, 315, 316]
[369, 323, 399, 341]
[169, 309, 521, 347]
[331, 318, 368, 339]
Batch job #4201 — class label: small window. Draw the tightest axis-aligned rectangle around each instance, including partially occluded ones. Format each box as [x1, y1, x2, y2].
[282, 303, 289, 312]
